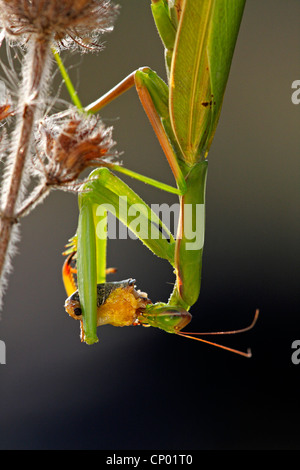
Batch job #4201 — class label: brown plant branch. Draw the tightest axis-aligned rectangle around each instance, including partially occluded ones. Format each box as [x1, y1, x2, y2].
[0, 37, 51, 291]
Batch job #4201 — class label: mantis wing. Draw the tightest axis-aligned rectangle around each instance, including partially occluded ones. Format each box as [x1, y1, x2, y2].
[170, 0, 246, 164]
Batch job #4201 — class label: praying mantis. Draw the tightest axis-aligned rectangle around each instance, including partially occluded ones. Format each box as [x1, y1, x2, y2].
[61, 0, 258, 356]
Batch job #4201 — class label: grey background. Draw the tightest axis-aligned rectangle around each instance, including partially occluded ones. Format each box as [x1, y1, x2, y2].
[0, 0, 299, 449]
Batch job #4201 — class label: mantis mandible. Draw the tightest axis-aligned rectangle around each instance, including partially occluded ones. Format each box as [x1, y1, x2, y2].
[60, 0, 258, 356]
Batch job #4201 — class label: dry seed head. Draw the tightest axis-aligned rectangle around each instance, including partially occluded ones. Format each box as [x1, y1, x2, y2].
[35, 111, 117, 187]
[0, 0, 119, 50]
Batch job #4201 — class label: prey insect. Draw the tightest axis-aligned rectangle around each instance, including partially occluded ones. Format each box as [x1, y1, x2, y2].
[59, 1, 258, 356]
[63, 251, 190, 334]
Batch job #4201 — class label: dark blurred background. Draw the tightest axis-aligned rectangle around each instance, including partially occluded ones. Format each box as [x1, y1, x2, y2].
[0, 0, 299, 450]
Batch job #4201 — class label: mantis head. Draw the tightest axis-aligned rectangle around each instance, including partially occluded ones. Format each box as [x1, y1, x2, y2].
[139, 304, 192, 333]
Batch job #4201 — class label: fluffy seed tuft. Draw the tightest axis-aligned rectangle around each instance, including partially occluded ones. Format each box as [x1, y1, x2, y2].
[0, 0, 119, 50]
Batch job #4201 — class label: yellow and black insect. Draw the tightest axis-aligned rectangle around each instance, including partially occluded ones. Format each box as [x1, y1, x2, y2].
[65, 278, 151, 326]
[62, 250, 195, 342]
[63, 252, 154, 340]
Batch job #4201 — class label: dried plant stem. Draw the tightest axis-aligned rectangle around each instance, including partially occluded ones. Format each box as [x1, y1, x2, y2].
[0, 36, 51, 287]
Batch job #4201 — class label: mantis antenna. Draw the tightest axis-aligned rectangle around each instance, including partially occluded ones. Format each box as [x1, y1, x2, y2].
[176, 310, 259, 358]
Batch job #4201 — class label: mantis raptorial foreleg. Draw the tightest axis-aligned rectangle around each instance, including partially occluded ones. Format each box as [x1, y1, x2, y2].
[62, 166, 178, 343]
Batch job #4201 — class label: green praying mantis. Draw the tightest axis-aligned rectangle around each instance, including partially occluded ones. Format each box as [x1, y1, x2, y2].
[60, 0, 258, 356]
